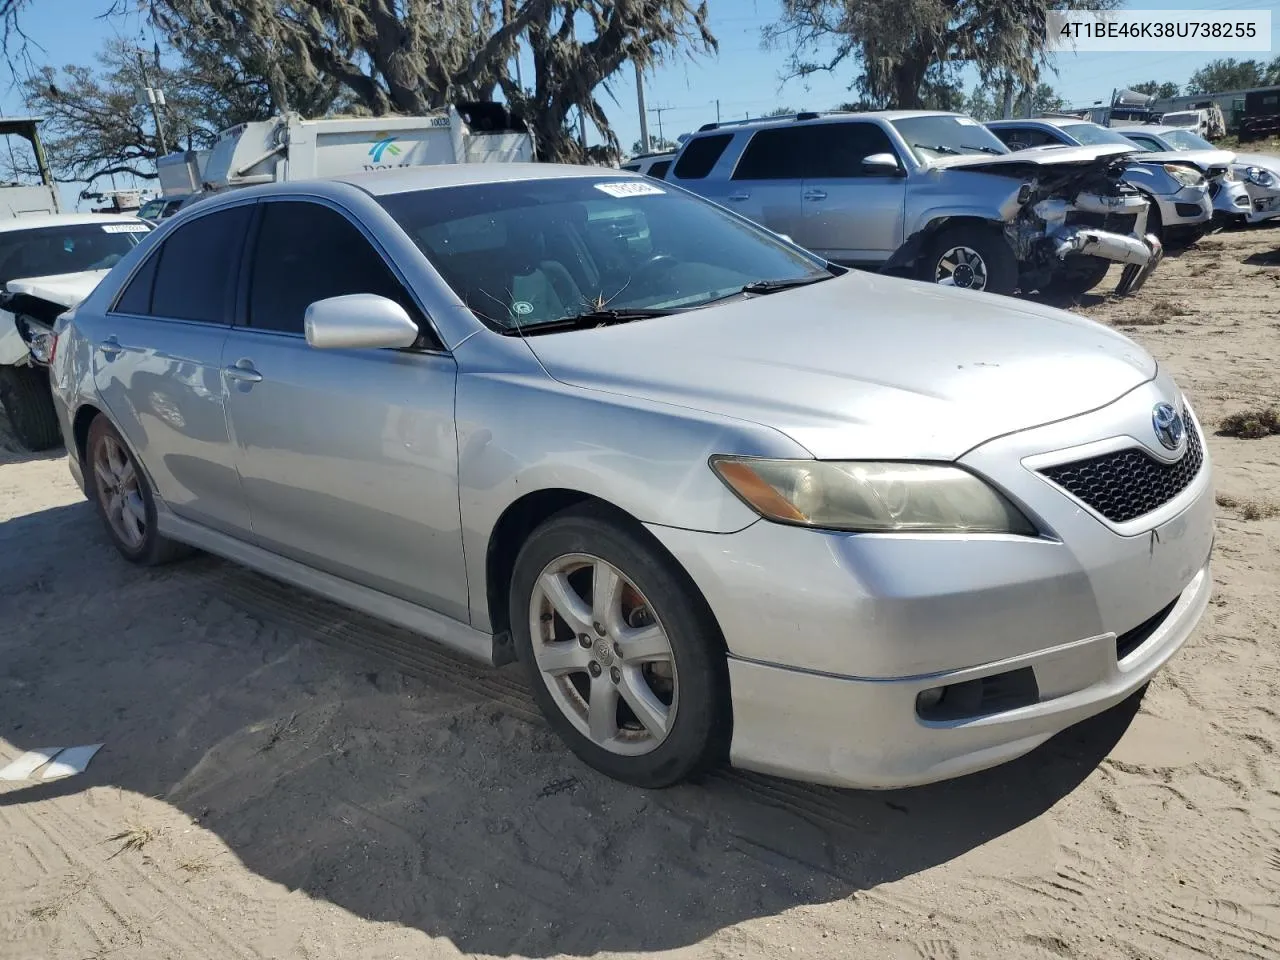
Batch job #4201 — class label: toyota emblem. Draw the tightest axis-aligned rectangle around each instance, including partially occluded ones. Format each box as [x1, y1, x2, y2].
[1152, 403, 1185, 452]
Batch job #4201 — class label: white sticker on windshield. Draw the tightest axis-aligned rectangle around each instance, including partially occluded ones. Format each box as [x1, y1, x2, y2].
[954, 117, 978, 126]
[101, 223, 151, 233]
[594, 181, 665, 198]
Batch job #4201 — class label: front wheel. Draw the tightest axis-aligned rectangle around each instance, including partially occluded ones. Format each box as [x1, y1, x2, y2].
[1045, 257, 1113, 297]
[918, 226, 1019, 296]
[509, 506, 729, 788]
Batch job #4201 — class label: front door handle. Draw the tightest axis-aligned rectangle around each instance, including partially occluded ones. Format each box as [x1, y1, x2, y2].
[727, 191, 750, 201]
[98, 336, 122, 358]
[223, 359, 263, 384]
[803, 189, 828, 201]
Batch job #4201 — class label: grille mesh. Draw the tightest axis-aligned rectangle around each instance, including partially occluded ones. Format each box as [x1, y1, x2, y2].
[1040, 413, 1204, 524]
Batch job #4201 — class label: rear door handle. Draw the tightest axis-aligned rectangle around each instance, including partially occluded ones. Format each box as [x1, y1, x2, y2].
[223, 359, 263, 384]
[727, 191, 750, 201]
[804, 189, 828, 201]
[98, 336, 122, 358]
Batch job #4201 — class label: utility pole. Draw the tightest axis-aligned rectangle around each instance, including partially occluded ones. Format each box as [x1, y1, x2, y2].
[136, 49, 169, 156]
[714, 99, 721, 124]
[578, 108, 588, 152]
[635, 62, 650, 153]
[647, 105, 670, 145]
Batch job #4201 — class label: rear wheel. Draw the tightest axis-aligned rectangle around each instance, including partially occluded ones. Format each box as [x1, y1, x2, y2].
[87, 415, 190, 565]
[510, 506, 728, 788]
[919, 226, 1019, 296]
[0, 365, 61, 451]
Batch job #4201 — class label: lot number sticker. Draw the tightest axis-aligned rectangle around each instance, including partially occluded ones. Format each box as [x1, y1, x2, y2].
[594, 181, 666, 198]
[101, 223, 151, 233]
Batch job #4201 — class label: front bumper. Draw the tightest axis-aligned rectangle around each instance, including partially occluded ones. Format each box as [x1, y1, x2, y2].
[1154, 185, 1213, 227]
[1244, 183, 1280, 224]
[1050, 226, 1162, 294]
[647, 377, 1214, 789]
[1211, 178, 1254, 220]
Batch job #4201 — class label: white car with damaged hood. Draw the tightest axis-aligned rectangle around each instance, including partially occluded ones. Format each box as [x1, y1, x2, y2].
[0, 213, 152, 449]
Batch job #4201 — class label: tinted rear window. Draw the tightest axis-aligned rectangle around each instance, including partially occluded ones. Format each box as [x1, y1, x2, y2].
[150, 205, 251, 323]
[648, 160, 671, 180]
[673, 134, 731, 179]
[733, 128, 809, 180]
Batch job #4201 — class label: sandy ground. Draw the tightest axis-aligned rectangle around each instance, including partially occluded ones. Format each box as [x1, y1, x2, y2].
[1, 222, 1279, 960]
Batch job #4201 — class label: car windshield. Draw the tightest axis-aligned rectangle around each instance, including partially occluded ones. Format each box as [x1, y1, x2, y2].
[1158, 129, 1215, 151]
[890, 115, 1009, 162]
[1060, 123, 1140, 147]
[0, 221, 151, 286]
[378, 177, 832, 332]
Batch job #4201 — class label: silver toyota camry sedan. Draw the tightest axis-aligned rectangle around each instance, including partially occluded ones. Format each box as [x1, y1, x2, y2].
[47, 164, 1214, 790]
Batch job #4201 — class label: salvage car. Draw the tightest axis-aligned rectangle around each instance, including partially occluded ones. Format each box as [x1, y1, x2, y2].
[665, 111, 1162, 298]
[1114, 125, 1280, 226]
[0, 213, 152, 449]
[49, 165, 1214, 790]
[987, 118, 1215, 246]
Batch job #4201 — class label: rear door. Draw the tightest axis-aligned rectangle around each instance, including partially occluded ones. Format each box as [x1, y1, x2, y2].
[219, 198, 468, 620]
[800, 121, 907, 263]
[92, 203, 254, 535]
[722, 127, 806, 242]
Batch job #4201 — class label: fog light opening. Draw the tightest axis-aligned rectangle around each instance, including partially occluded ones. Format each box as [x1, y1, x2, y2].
[916, 667, 1039, 722]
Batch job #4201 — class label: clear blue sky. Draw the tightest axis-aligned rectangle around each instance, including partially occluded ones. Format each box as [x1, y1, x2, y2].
[3, 0, 1277, 207]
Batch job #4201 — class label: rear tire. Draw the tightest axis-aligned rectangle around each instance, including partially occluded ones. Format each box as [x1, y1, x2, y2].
[918, 225, 1019, 296]
[0, 365, 61, 451]
[509, 505, 729, 788]
[86, 415, 191, 566]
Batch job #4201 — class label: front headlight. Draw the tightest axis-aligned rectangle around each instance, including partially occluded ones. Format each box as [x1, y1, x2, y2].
[1246, 165, 1277, 188]
[710, 457, 1036, 534]
[1163, 164, 1204, 188]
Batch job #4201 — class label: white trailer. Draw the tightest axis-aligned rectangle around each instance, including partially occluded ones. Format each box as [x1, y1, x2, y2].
[185, 103, 534, 194]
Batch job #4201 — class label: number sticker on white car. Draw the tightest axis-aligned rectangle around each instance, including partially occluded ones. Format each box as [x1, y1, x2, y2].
[101, 223, 151, 233]
[594, 181, 666, 198]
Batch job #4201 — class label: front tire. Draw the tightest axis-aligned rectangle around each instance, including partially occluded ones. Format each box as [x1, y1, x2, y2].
[86, 415, 190, 566]
[919, 225, 1019, 296]
[0, 365, 61, 451]
[1046, 257, 1112, 297]
[509, 505, 729, 788]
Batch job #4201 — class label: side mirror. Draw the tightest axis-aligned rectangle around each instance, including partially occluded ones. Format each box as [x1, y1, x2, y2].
[862, 153, 902, 176]
[304, 294, 420, 350]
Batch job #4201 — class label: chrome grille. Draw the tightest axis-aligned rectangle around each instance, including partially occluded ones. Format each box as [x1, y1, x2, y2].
[1040, 414, 1204, 524]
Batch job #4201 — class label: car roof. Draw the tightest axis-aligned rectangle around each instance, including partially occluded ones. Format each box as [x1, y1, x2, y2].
[690, 109, 967, 137]
[988, 117, 1089, 129]
[1114, 126, 1182, 136]
[0, 212, 146, 234]
[330, 162, 635, 197]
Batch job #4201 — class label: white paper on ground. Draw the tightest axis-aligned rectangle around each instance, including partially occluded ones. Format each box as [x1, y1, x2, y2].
[0, 747, 64, 781]
[39, 744, 103, 780]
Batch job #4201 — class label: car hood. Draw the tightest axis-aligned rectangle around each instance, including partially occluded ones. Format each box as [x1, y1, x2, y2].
[1234, 152, 1280, 172]
[4, 269, 109, 308]
[1131, 148, 1235, 170]
[929, 143, 1136, 172]
[523, 272, 1156, 461]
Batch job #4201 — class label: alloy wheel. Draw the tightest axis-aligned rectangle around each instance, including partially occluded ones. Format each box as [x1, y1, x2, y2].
[528, 554, 678, 756]
[935, 245, 989, 290]
[93, 434, 146, 551]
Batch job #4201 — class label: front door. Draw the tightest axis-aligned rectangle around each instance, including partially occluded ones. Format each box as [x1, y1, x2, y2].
[800, 121, 907, 263]
[219, 198, 468, 621]
[91, 203, 255, 534]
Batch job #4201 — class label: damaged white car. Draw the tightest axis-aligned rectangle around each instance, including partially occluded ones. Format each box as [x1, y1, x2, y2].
[0, 214, 152, 449]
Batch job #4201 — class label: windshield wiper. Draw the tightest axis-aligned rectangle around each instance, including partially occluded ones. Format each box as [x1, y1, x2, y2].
[962, 144, 1005, 155]
[500, 307, 674, 336]
[915, 142, 960, 155]
[741, 275, 832, 295]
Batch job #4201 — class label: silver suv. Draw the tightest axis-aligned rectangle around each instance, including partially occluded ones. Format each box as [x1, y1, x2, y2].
[668, 110, 1162, 297]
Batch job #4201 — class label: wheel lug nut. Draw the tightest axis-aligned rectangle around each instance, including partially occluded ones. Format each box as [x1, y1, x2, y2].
[578, 634, 591, 648]
[610, 667, 620, 684]
[593, 621, 606, 636]
[588, 661, 602, 678]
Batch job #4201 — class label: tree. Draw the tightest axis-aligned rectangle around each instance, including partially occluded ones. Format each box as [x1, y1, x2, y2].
[136, 0, 715, 163]
[1187, 58, 1265, 95]
[16, 37, 338, 185]
[765, 0, 1120, 110]
[1131, 80, 1180, 99]
[631, 136, 676, 154]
